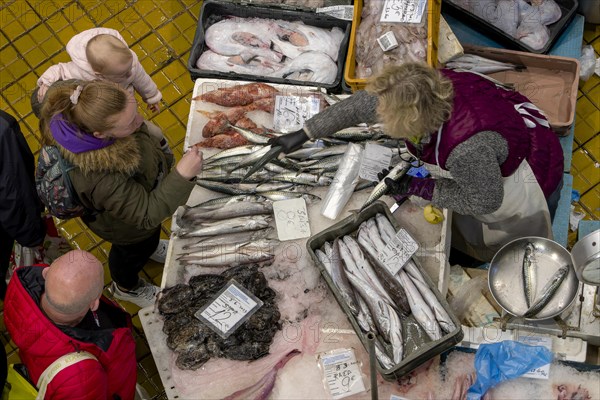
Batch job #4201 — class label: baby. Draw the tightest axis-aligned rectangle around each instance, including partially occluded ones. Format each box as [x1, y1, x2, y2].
[36, 28, 161, 112]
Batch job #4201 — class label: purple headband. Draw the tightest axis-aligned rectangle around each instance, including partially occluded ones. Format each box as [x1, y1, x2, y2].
[49, 113, 115, 154]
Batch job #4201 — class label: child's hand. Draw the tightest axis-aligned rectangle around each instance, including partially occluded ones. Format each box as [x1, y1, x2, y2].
[148, 102, 160, 113]
[38, 84, 50, 102]
[176, 145, 203, 180]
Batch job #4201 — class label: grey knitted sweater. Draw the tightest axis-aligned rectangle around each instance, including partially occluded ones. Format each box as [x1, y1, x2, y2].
[303, 90, 508, 215]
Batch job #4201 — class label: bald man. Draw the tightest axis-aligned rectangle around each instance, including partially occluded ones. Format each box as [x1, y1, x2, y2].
[4, 250, 137, 400]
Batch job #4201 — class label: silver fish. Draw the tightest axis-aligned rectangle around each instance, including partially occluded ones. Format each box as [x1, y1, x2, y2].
[360, 160, 412, 211]
[183, 252, 274, 268]
[375, 339, 395, 370]
[404, 259, 426, 285]
[262, 163, 295, 175]
[204, 145, 262, 164]
[286, 147, 324, 160]
[260, 191, 321, 204]
[410, 276, 456, 334]
[339, 240, 392, 342]
[228, 124, 274, 144]
[364, 219, 387, 252]
[195, 180, 257, 195]
[181, 201, 272, 222]
[342, 236, 395, 306]
[329, 239, 360, 316]
[387, 303, 404, 363]
[356, 295, 377, 334]
[271, 172, 332, 186]
[398, 271, 443, 341]
[255, 182, 295, 192]
[182, 227, 275, 249]
[191, 195, 268, 209]
[198, 168, 271, 184]
[375, 213, 397, 244]
[176, 215, 271, 238]
[231, 146, 273, 172]
[178, 239, 279, 261]
[522, 242, 537, 308]
[299, 156, 343, 173]
[310, 146, 349, 159]
[523, 265, 569, 318]
[201, 154, 248, 170]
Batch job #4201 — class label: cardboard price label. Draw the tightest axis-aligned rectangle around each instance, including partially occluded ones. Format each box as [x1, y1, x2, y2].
[321, 349, 366, 399]
[380, 0, 427, 23]
[316, 5, 354, 20]
[273, 198, 311, 241]
[378, 228, 419, 275]
[273, 95, 320, 133]
[196, 279, 263, 339]
[359, 143, 393, 181]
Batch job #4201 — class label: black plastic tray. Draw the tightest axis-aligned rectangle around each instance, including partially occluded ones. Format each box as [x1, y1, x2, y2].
[188, 0, 352, 90]
[306, 202, 464, 381]
[441, 0, 578, 54]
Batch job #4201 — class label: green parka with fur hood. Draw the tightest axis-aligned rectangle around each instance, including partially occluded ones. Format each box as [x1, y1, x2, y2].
[44, 123, 194, 245]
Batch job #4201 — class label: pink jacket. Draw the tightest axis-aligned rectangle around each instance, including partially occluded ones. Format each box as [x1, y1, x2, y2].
[37, 28, 162, 104]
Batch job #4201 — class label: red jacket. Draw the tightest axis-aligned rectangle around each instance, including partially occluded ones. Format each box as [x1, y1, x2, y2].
[4, 266, 137, 400]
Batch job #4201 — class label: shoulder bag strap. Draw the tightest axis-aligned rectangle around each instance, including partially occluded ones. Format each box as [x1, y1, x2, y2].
[35, 351, 98, 400]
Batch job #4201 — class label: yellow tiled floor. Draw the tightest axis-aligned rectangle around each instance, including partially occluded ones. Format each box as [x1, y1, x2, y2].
[1, 1, 203, 398]
[0, 2, 599, 398]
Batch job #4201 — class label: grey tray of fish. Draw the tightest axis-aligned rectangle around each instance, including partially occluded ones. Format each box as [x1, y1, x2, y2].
[188, 0, 352, 90]
[306, 201, 463, 381]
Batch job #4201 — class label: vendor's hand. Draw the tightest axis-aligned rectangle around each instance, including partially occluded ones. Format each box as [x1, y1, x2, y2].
[267, 129, 309, 154]
[176, 145, 203, 180]
[377, 168, 413, 196]
[148, 102, 160, 113]
[37, 84, 49, 102]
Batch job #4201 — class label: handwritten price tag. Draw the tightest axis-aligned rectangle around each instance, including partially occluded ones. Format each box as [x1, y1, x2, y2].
[380, 0, 427, 23]
[517, 335, 552, 380]
[359, 143, 393, 181]
[196, 279, 263, 339]
[273, 198, 311, 241]
[273, 95, 321, 132]
[378, 228, 419, 275]
[321, 349, 366, 399]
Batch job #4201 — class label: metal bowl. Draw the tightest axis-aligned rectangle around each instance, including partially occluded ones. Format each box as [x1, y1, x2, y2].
[488, 237, 579, 321]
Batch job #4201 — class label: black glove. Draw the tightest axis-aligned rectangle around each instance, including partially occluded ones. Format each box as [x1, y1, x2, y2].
[267, 129, 309, 154]
[377, 168, 413, 196]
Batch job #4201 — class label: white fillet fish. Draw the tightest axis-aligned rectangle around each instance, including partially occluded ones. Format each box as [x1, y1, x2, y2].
[196, 50, 283, 76]
[269, 51, 338, 84]
[270, 20, 344, 61]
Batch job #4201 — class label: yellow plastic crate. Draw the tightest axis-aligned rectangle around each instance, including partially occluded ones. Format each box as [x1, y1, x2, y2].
[344, 0, 441, 92]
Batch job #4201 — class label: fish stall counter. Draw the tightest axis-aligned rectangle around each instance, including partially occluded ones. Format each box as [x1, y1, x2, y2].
[138, 80, 453, 399]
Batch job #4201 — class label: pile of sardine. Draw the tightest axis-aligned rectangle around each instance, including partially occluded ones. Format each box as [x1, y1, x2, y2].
[354, 0, 428, 78]
[447, 0, 562, 50]
[520, 242, 569, 318]
[158, 265, 280, 370]
[316, 213, 456, 369]
[175, 196, 279, 268]
[197, 16, 344, 84]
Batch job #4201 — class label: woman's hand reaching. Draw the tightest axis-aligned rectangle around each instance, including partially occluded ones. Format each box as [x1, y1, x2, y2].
[176, 145, 203, 180]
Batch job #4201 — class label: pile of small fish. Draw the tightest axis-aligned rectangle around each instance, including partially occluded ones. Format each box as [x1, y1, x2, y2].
[158, 265, 281, 370]
[354, 0, 428, 78]
[246, 0, 327, 8]
[197, 16, 344, 84]
[447, 0, 562, 50]
[316, 213, 456, 369]
[520, 242, 569, 318]
[175, 196, 279, 269]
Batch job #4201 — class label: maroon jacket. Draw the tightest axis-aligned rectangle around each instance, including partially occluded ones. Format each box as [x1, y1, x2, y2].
[4, 266, 137, 400]
[406, 69, 563, 198]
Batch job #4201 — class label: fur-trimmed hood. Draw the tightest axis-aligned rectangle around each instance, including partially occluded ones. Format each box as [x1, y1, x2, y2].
[43, 128, 142, 176]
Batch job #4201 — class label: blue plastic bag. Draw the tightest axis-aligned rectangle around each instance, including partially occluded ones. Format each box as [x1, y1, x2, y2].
[466, 340, 553, 400]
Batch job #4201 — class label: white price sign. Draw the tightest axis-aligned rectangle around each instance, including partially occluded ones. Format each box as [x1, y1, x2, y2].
[273, 198, 311, 241]
[380, 0, 427, 23]
[273, 95, 321, 132]
[321, 349, 366, 399]
[196, 280, 263, 339]
[316, 5, 355, 20]
[517, 335, 552, 380]
[378, 228, 419, 275]
[359, 143, 393, 181]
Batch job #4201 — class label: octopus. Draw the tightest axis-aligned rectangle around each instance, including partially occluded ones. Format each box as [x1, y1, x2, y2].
[157, 264, 281, 371]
